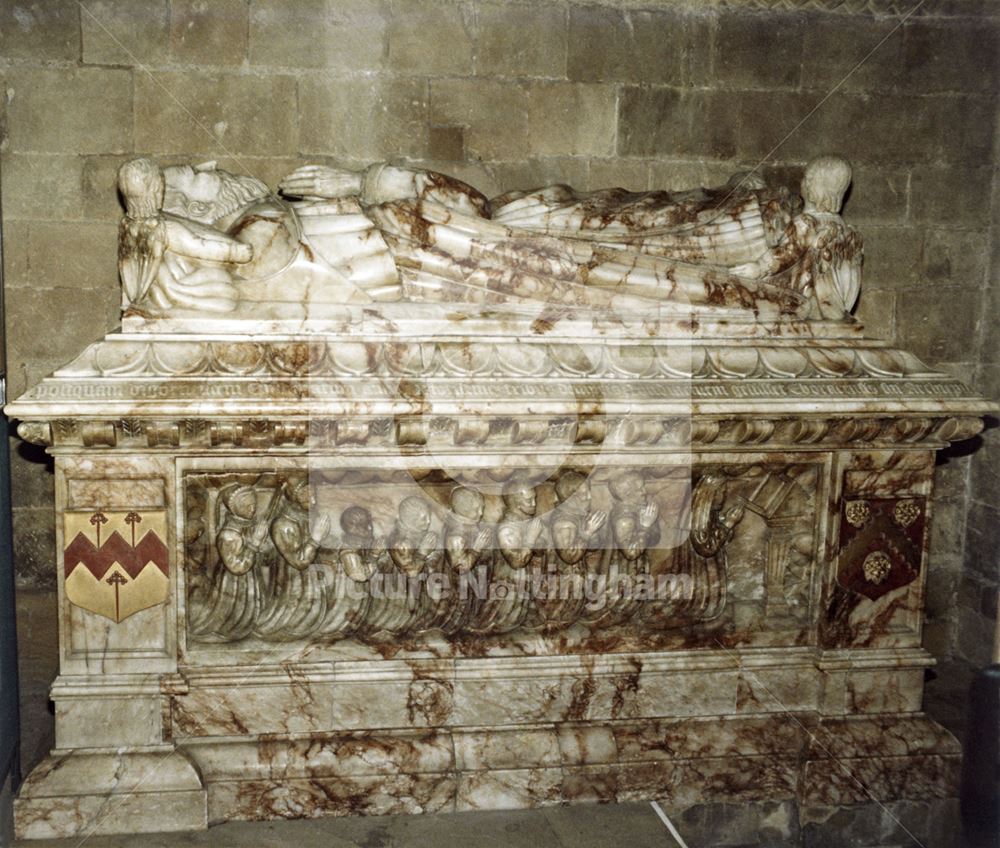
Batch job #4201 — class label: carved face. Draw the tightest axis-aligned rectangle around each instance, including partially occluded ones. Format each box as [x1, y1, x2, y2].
[290, 482, 313, 511]
[610, 472, 644, 505]
[229, 490, 257, 520]
[451, 488, 484, 522]
[398, 497, 431, 533]
[163, 163, 268, 226]
[221, 485, 257, 521]
[506, 486, 536, 516]
[556, 474, 590, 512]
[613, 514, 638, 544]
[163, 165, 226, 224]
[341, 506, 374, 542]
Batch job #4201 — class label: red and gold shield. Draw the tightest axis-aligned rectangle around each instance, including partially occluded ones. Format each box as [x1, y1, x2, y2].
[63, 510, 169, 622]
[837, 497, 924, 601]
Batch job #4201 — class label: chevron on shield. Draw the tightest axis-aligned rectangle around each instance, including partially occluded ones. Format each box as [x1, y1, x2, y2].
[63, 510, 169, 623]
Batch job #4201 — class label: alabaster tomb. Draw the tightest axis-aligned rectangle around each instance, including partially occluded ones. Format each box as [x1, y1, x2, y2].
[5, 154, 994, 838]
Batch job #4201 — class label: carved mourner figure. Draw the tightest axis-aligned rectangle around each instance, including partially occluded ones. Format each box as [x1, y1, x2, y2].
[688, 473, 745, 620]
[540, 471, 607, 631]
[551, 472, 608, 567]
[216, 484, 270, 577]
[496, 475, 545, 570]
[429, 487, 493, 634]
[444, 487, 493, 576]
[119, 154, 861, 321]
[645, 472, 746, 629]
[189, 484, 269, 641]
[336, 506, 384, 583]
[256, 478, 332, 641]
[689, 473, 746, 562]
[470, 474, 542, 633]
[313, 505, 382, 638]
[587, 470, 661, 627]
[387, 497, 441, 577]
[367, 497, 439, 635]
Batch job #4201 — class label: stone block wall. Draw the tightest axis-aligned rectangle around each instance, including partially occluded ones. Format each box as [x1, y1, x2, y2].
[1, 0, 997, 673]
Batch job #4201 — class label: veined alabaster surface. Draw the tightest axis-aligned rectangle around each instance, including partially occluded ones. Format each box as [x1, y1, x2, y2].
[5, 153, 994, 839]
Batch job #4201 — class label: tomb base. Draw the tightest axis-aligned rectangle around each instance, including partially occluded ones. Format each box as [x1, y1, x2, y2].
[6, 306, 991, 838]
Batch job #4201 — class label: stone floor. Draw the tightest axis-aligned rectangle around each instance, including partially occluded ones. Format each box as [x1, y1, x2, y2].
[7, 590, 985, 848]
[5, 798, 975, 848]
[10, 803, 781, 848]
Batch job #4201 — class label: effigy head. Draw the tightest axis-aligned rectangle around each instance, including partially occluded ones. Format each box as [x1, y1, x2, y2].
[118, 158, 165, 219]
[163, 161, 268, 226]
[802, 155, 852, 214]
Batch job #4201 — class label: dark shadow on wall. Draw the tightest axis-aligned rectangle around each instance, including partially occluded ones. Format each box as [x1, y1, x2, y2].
[11, 438, 55, 594]
[961, 665, 1000, 848]
[1, 415, 22, 842]
[13, 439, 52, 478]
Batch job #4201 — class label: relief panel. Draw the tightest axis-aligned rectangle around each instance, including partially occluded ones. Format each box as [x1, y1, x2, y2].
[181, 461, 819, 654]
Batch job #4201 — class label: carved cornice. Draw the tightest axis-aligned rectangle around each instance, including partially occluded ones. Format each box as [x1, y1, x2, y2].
[16, 413, 985, 451]
[9, 332, 993, 452]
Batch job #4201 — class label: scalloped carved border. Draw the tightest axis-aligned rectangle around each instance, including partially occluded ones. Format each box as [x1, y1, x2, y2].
[75, 339, 938, 383]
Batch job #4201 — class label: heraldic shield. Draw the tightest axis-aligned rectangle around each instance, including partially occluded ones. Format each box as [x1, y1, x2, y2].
[63, 510, 169, 622]
[836, 497, 925, 603]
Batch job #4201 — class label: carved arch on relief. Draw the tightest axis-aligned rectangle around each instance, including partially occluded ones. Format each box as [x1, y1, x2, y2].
[710, 462, 822, 626]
